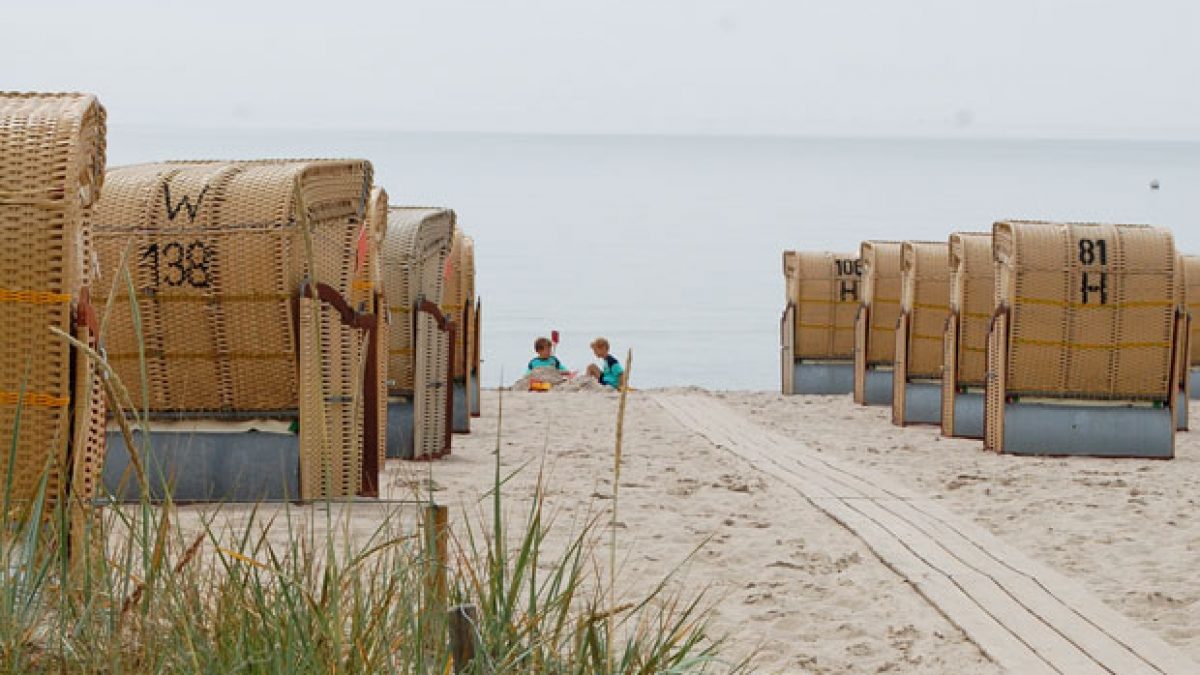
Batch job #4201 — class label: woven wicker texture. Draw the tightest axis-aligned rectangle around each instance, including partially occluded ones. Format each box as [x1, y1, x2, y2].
[899, 241, 950, 378]
[859, 241, 903, 364]
[0, 92, 107, 507]
[1186, 255, 1200, 367]
[444, 230, 475, 380]
[359, 187, 389, 480]
[784, 251, 860, 359]
[947, 233, 994, 386]
[382, 207, 455, 459]
[993, 220, 1177, 400]
[92, 159, 373, 499]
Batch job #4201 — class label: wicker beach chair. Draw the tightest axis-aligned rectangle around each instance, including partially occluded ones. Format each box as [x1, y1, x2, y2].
[780, 251, 860, 394]
[985, 221, 1185, 457]
[0, 92, 107, 531]
[1185, 255, 1200, 401]
[472, 295, 482, 415]
[941, 232, 993, 438]
[93, 159, 381, 501]
[382, 207, 455, 460]
[892, 241, 950, 425]
[355, 186, 389, 492]
[463, 236, 481, 418]
[853, 241, 903, 405]
[443, 230, 474, 433]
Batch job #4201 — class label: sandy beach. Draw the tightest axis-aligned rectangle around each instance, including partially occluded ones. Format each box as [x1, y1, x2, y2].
[375, 387, 1198, 672]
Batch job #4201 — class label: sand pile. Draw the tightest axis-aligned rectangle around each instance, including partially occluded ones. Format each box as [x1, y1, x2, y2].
[510, 367, 611, 393]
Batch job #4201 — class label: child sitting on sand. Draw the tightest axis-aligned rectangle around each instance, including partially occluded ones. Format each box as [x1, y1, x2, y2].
[586, 337, 624, 389]
[527, 336, 568, 374]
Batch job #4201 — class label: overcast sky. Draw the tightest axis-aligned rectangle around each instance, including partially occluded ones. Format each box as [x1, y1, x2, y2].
[6, 0, 1198, 139]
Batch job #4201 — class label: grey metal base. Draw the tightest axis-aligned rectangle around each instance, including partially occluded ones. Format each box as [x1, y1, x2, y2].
[471, 372, 481, 417]
[386, 399, 415, 459]
[1191, 369, 1200, 400]
[1178, 389, 1188, 431]
[949, 392, 985, 438]
[1000, 402, 1173, 458]
[863, 369, 893, 406]
[901, 382, 942, 425]
[792, 361, 855, 395]
[452, 380, 469, 433]
[103, 430, 299, 502]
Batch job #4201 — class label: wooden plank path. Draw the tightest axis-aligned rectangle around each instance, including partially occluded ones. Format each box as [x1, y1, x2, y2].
[652, 393, 1197, 675]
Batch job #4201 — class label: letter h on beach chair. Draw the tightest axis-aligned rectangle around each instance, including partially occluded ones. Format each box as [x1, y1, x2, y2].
[941, 232, 994, 438]
[854, 241, 903, 405]
[382, 207, 456, 460]
[892, 241, 950, 426]
[0, 92, 109, 549]
[780, 251, 860, 395]
[985, 221, 1187, 458]
[94, 160, 384, 501]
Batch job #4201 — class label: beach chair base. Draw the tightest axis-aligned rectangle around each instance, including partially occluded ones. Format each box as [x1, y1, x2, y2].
[1177, 388, 1188, 431]
[899, 382, 942, 425]
[470, 370, 481, 417]
[387, 398, 416, 459]
[1190, 369, 1200, 400]
[102, 429, 300, 502]
[862, 368, 893, 406]
[997, 402, 1174, 458]
[946, 392, 985, 438]
[790, 360, 855, 395]
[452, 379, 470, 433]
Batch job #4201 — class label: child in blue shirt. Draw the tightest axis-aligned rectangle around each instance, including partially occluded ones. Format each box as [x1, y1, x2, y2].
[527, 336, 568, 374]
[586, 337, 624, 389]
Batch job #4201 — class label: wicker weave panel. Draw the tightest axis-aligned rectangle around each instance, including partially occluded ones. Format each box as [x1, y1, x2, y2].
[360, 187, 388, 476]
[0, 92, 106, 505]
[948, 233, 994, 385]
[860, 241, 903, 364]
[94, 161, 371, 412]
[994, 220, 1177, 400]
[785, 251, 860, 360]
[900, 241, 950, 378]
[444, 230, 475, 380]
[1185, 255, 1200, 367]
[381, 207, 455, 393]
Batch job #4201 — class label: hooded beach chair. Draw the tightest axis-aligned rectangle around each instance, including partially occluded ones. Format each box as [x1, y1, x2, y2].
[1185, 255, 1200, 401]
[381, 207, 455, 460]
[853, 241, 903, 405]
[354, 186, 389, 490]
[94, 160, 382, 500]
[443, 230, 475, 433]
[941, 232, 993, 438]
[985, 220, 1186, 458]
[892, 241, 950, 425]
[779, 251, 860, 394]
[0, 92, 108, 533]
[464, 237, 482, 418]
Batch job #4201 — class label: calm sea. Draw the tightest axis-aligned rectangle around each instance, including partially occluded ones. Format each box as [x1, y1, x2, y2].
[107, 127, 1200, 390]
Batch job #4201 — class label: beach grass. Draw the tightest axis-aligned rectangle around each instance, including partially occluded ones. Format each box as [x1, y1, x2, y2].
[0, 367, 749, 673]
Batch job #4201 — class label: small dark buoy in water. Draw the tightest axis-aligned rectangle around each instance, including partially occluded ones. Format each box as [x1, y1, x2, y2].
[1150, 178, 1160, 190]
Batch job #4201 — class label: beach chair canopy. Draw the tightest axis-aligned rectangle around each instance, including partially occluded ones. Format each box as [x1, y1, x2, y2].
[0, 92, 107, 506]
[993, 220, 1178, 400]
[947, 232, 994, 386]
[860, 241, 903, 365]
[783, 251, 860, 360]
[899, 241, 950, 378]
